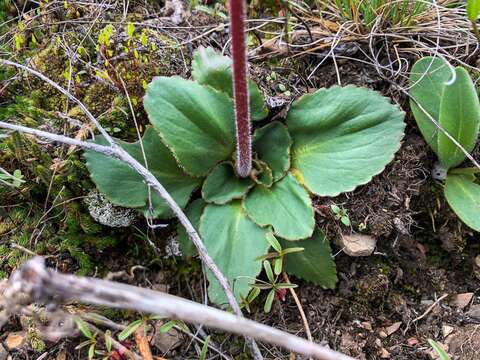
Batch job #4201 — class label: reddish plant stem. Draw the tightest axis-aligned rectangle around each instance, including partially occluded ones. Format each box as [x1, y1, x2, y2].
[229, 0, 252, 178]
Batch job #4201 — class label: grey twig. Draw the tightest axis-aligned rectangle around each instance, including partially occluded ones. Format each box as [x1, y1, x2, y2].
[3, 257, 354, 360]
[0, 59, 263, 358]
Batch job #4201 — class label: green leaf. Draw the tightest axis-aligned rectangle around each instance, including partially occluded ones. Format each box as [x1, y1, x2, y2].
[428, 339, 450, 360]
[437, 67, 480, 169]
[264, 289, 275, 313]
[244, 173, 314, 240]
[88, 344, 95, 360]
[263, 260, 274, 283]
[85, 127, 200, 219]
[144, 77, 236, 176]
[253, 121, 291, 182]
[266, 232, 282, 252]
[202, 162, 254, 204]
[280, 229, 337, 288]
[104, 331, 112, 353]
[159, 320, 177, 333]
[176, 198, 206, 257]
[273, 257, 283, 275]
[200, 335, 210, 360]
[118, 319, 143, 341]
[247, 287, 261, 302]
[287, 86, 405, 196]
[75, 317, 93, 339]
[444, 174, 480, 231]
[467, 0, 480, 21]
[409, 57, 451, 154]
[192, 46, 268, 121]
[340, 216, 350, 226]
[199, 201, 270, 305]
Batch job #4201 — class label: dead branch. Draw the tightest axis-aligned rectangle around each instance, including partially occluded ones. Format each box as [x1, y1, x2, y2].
[2, 257, 354, 360]
[0, 58, 263, 358]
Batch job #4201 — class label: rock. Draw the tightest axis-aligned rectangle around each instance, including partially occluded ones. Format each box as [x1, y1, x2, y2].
[442, 324, 454, 338]
[5, 332, 26, 350]
[450, 293, 473, 310]
[0, 344, 7, 360]
[380, 348, 390, 358]
[339, 234, 377, 257]
[466, 304, 480, 322]
[385, 322, 402, 336]
[153, 322, 183, 353]
[361, 321, 373, 331]
[379, 331, 388, 338]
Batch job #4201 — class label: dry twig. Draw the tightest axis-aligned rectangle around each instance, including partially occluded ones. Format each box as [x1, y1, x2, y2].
[2, 257, 354, 360]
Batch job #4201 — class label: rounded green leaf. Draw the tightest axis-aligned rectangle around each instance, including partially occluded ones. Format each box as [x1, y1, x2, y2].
[192, 46, 268, 121]
[176, 198, 206, 257]
[253, 121, 291, 182]
[279, 229, 337, 288]
[199, 201, 270, 305]
[202, 162, 254, 204]
[444, 174, 480, 231]
[244, 173, 314, 240]
[144, 77, 236, 176]
[84, 127, 201, 218]
[286, 86, 405, 196]
[437, 67, 480, 169]
[409, 57, 451, 154]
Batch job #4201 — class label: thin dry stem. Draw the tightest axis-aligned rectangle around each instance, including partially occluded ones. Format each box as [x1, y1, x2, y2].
[2, 257, 354, 360]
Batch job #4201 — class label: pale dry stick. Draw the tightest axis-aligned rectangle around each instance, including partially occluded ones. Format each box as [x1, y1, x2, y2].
[403, 293, 448, 335]
[0, 59, 262, 356]
[282, 273, 313, 344]
[4, 257, 354, 360]
[0, 119, 262, 359]
[282, 273, 313, 360]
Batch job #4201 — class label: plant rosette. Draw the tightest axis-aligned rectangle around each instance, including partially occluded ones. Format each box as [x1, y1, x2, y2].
[85, 47, 405, 305]
[409, 56, 480, 232]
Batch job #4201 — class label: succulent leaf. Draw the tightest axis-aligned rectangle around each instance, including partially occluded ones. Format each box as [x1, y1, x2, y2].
[176, 198, 206, 257]
[84, 127, 201, 218]
[192, 46, 268, 121]
[279, 229, 337, 288]
[437, 67, 480, 169]
[202, 162, 254, 204]
[144, 77, 236, 176]
[409, 56, 451, 154]
[253, 121, 291, 182]
[287, 85, 405, 196]
[199, 201, 270, 305]
[444, 174, 480, 231]
[244, 173, 314, 240]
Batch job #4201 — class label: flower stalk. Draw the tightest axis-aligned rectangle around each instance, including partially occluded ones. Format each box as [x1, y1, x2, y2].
[229, 0, 251, 178]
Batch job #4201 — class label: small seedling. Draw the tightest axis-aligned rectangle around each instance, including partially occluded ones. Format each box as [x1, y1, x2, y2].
[330, 204, 350, 226]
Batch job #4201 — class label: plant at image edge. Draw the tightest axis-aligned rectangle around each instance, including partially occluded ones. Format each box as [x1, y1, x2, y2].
[409, 56, 480, 231]
[84, 47, 405, 306]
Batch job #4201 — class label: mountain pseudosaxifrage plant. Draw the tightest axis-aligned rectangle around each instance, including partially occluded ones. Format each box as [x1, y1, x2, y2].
[409, 57, 480, 232]
[84, 44, 405, 305]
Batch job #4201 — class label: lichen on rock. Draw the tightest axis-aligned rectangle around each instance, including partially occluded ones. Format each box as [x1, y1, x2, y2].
[85, 190, 136, 227]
